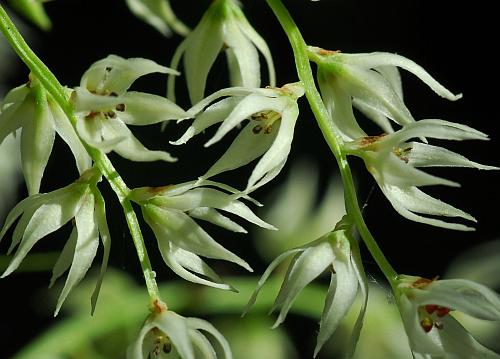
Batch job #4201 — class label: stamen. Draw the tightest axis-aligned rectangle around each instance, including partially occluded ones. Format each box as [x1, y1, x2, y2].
[421, 317, 433, 333]
[252, 125, 263, 134]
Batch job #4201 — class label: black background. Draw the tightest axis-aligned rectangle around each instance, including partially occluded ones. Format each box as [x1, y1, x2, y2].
[1, 0, 499, 358]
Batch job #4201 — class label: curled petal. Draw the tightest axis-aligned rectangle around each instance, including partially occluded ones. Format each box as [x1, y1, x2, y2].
[338, 52, 462, 100]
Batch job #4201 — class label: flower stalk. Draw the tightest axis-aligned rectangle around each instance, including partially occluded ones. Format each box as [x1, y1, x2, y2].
[264, 0, 398, 284]
[0, 5, 161, 302]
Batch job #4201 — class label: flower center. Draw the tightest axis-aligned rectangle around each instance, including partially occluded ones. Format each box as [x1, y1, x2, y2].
[419, 304, 451, 332]
[251, 110, 281, 134]
[393, 145, 412, 163]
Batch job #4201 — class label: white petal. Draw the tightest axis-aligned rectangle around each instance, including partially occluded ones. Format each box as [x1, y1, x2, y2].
[189, 329, 217, 359]
[315, 234, 357, 355]
[353, 97, 395, 134]
[236, 9, 276, 86]
[91, 189, 111, 314]
[187, 317, 233, 359]
[2, 185, 88, 277]
[203, 121, 277, 180]
[189, 207, 247, 233]
[186, 87, 263, 117]
[317, 70, 366, 141]
[340, 64, 415, 127]
[384, 119, 489, 147]
[205, 94, 283, 147]
[50, 101, 92, 174]
[81, 55, 177, 95]
[0, 194, 40, 243]
[373, 152, 459, 188]
[340, 52, 462, 100]
[246, 105, 298, 191]
[272, 241, 335, 327]
[118, 91, 188, 125]
[408, 142, 498, 170]
[159, 242, 233, 290]
[171, 97, 242, 145]
[20, 87, 55, 195]
[54, 193, 99, 316]
[155, 188, 274, 229]
[436, 316, 500, 358]
[183, 16, 224, 104]
[243, 248, 304, 315]
[415, 279, 500, 321]
[156, 311, 195, 359]
[144, 206, 252, 271]
[381, 185, 476, 231]
[49, 227, 77, 288]
[375, 65, 403, 99]
[102, 120, 176, 162]
[224, 19, 261, 88]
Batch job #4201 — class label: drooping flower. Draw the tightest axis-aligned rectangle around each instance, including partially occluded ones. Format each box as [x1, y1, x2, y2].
[396, 275, 500, 358]
[307, 46, 462, 140]
[245, 219, 368, 357]
[0, 75, 91, 195]
[344, 119, 498, 230]
[172, 83, 304, 193]
[0, 167, 111, 315]
[167, 0, 275, 104]
[129, 180, 274, 290]
[128, 300, 232, 359]
[73, 55, 189, 162]
[125, 0, 190, 37]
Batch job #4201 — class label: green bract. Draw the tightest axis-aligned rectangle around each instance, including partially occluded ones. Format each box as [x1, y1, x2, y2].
[0, 168, 111, 315]
[245, 221, 368, 358]
[0, 77, 91, 195]
[345, 119, 497, 231]
[168, 0, 276, 104]
[130, 180, 274, 290]
[396, 275, 500, 358]
[128, 307, 232, 359]
[7, 0, 51, 31]
[173, 83, 304, 193]
[125, 0, 190, 37]
[73, 55, 189, 162]
[308, 46, 461, 140]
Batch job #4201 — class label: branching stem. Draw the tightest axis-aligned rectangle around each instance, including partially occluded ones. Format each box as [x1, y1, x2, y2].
[265, 0, 398, 286]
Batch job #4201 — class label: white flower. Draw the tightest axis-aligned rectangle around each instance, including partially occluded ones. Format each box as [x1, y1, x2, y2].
[125, 0, 190, 37]
[307, 46, 461, 141]
[128, 302, 232, 359]
[396, 275, 500, 358]
[0, 76, 91, 195]
[129, 180, 274, 290]
[73, 55, 189, 162]
[245, 221, 368, 357]
[0, 168, 111, 315]
[172, 83, 305, 193]
[167, 0, 275, 104]
[344, 119, 498, 230]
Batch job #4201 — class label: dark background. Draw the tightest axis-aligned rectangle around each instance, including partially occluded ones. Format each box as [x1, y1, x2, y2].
[1, 0, 499, 357]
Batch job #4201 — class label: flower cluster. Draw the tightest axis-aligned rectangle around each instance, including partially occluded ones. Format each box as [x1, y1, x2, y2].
[168, 0, 275, 104]
[73, 55, 189, 162]
[129, 300, 232, 359]
[245, 219, 368, 357]
[129, 180, 274, 290]
[0, 75, 91, 195]
[173, 82, 304, 193]
[0, 168, 110, 315]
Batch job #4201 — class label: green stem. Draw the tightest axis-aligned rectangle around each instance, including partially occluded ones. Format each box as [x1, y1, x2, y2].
[0, 5, 161, 301]
[265, 0, 398, 285]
